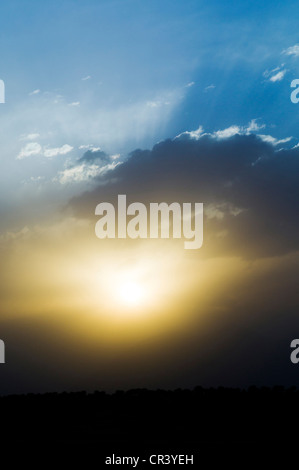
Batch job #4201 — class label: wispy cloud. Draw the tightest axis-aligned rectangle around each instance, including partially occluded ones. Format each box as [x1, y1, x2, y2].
[17, 143, 73, 159]
[68, 102, 80, 107]
[213, 125, 241, 139]
[185, 81, 195, 88]
[204, 84, 216, 92]
[43, 144, 73, 158]
[283, 44, 299, 57]
[82, 75, 91, 81]
[79, 145, 101, 152]
[55, 161, 119, 184]
[146, 100, 162, 108]
[258, 134, 292, 146]
[29, 89, 40, 96]
[17, 142, 42, 159]
[269, 70, 287, 82]
[20, 133, 40, 141]
[175, 126, 204, 140]
[263, 66, 287, 82]
[30, 176, 45, 182]
[214, 120, 265, 139]
[246, 119, 265, 132]
[176, 120, 265, 142]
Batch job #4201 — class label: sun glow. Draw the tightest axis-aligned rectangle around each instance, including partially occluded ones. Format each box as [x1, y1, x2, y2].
[118, 280, 146, 306]
[86, 245, 186, 317]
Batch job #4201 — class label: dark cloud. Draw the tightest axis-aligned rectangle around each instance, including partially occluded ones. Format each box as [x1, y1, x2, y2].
[78, 149, 110, 164]
[70, 133, 299, 259]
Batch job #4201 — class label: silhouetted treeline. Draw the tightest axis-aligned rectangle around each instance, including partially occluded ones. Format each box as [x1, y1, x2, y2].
[0, 385, 298, 447]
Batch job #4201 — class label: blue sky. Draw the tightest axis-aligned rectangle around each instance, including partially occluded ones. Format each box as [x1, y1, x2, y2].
[0, 0, 299, 229]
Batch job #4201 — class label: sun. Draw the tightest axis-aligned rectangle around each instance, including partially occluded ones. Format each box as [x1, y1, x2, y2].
[118, 280, 146, 307]
[85, 249, 184, 317]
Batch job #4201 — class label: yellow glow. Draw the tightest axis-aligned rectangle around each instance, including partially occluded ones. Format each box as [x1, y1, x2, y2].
[1, 218, 239, 347]
[118, 280, 146, 307]
[92, 252, 169, 317]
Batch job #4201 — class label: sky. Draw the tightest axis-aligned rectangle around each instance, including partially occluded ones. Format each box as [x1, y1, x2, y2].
[0, 0, 299, 394]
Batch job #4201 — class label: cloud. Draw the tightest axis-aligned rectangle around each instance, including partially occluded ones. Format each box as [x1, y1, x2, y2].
[204, 84, 216, 92]
[70, 131, 299, 259]
[0, 226, 31, 243]
[82, 76, 91, 81]
[185, 81, 195, 88]
[17, 142, 42, 159]
[146, 101, 162, 108]
[0, 218, 90, 244]
[78, 149, 110, 164]
[213, 125, 241, 139]
[79, 145, 101, 151]
[212, 122, 263, 139]
[283, 44, 299, 57]
[175, 126, 204, 140]
[269, 70, 287, 82]
[68, 102, 80, 107]
[43, 144, 73, 158]
[53, 147, 120, 184]
[55, 162, 119, 184]
[53, 94, 64, 104]
[263, 66, 287, 82]
[246, 119, 265, 133]
[175, 121, 292, 151]
[29, 89, 40, 96]
[79, 145, 92, 150]
[18, 143, 73, 159]
[258, 134, 292, 146]
[20, 133, 40, 141]
[30, 176, 44, 182]
[177, 120, 265, 142]
[56, 164, 102, 184]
